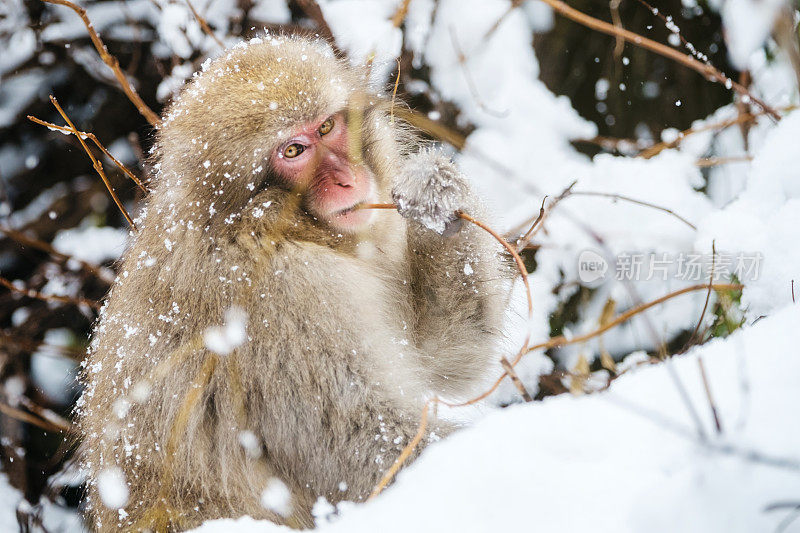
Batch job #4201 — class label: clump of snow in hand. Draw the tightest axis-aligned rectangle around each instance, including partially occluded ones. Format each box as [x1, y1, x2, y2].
[203, 307, 248, 355]
[260, 478, 292, 517]
[393, 150, 465, 234]
[97, 467, 129, 509]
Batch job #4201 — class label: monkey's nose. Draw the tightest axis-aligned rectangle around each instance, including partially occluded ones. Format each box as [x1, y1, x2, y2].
[333, 173, 355, 188]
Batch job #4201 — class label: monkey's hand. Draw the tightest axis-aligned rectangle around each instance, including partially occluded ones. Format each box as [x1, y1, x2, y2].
[392, 149, 471, 237]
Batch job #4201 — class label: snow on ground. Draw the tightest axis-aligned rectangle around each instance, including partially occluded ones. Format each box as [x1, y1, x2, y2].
[695, 109, 800, 319]
[195, 304, 800, 533]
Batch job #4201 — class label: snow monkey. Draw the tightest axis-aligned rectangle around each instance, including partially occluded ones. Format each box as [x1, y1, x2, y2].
[79, 35, 510, 531]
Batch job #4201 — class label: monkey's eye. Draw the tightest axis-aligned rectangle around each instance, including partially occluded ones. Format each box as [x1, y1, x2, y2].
[283, 143, 305, 158]
[318, 117, 334, 136]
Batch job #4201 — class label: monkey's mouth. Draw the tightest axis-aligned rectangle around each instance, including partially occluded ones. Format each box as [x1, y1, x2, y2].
[328, 201, 374, 232]
[335, 202, 363, 216]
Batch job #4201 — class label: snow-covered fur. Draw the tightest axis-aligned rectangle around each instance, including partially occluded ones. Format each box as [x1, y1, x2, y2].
[78, 35, 510, 531]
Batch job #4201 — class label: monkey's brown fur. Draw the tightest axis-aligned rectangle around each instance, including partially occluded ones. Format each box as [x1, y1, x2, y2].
[79, 35, 510, 531]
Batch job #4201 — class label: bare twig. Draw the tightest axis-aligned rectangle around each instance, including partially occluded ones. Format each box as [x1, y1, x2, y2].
[390, 0, 413, 28]
[569, 190, 697, 230]
[483, 0, 522, 41]
[500, 357, 533, 401]
[510, 184, 696, 250]
[695, 156, 753, 168]
[633, 0, 703, 58]
[609, 0, 625, 60]
[185, 0, 224, 48]
[515, 195, 548, 252]
[637, 109, 791, 158]
[0, 275, 100, 310]
[697, 357, 722, 433]
[688, 241, 723, 433]
[28, 115, 148, 192]
[533, 0, 780, 120]
[575, 281, 736, 353]
[508, 180, 576, 245]
[574, 135, 648, 154]
[42, 0, 161, 126]
[449, 27, 508, 117]
[685, 249, 714, 349]
[457, 282, 743, 408]
[368, 400, 431, 500]
[49, 95, 137, 229]
[18, 396, 74, 433]
[482, 0, 779, 119]
[775, 7, 800, 93]
[390, 58, 401, 124]
[0, 402, 71, 434]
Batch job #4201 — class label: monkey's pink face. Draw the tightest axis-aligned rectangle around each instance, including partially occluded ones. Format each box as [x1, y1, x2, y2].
[271, 113, 376, 232]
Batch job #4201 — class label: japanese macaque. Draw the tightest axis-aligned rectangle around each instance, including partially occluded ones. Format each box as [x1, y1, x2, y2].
[78, 35, 510, 531]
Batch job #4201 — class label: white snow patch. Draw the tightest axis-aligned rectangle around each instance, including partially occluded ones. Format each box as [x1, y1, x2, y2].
[52, 225, 129, 264]
[97, 467, 129, 510]
[203, 307, 248, 355]
[259, 478, 292, 517]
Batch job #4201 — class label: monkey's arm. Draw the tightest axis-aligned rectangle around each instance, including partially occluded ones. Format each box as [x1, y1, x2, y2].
[238, 246, 456, 505]
[392, 149, 512, 398]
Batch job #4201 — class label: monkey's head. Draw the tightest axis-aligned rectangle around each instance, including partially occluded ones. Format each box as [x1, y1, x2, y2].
[154, 35, 401, 235]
